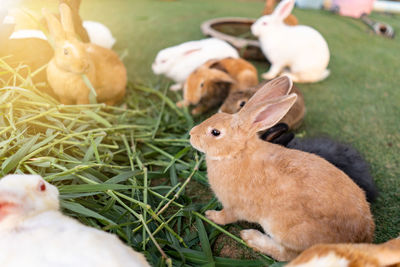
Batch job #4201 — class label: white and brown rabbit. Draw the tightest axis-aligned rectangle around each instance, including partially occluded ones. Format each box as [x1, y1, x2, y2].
[220, 80, 305, 129]
[286, 237, 400, 267]
[178, 58, 258, 114]
[189, 76, 374, 261]
[43, 4, 126, 105]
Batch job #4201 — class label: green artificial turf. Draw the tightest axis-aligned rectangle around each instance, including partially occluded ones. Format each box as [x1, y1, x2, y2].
[5, 0, 400, 264]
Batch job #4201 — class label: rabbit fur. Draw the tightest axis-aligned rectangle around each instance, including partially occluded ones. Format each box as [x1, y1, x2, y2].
[252, 0, 330, 83]
[0, 174, 150, 267]
[152, 38, 239, 91]
[44, 4, 127, 105]
[178, 58, 258, 114]
[220, 80, 305, 129]
[263, 0, 298, 26]
[261, 123, 378, 202]
[286, 237, 400, 267]
[189, 76, 374, 261]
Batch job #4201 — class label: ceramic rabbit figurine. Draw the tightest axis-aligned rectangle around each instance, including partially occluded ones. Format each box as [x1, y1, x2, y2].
[44, 4, 126, 105]
[189, 76, 374, 261]
[252, 0, 330, 83]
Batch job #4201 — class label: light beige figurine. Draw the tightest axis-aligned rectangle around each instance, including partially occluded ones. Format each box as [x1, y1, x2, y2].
[189, 76, 374, 261]
[220, 80, 305, 129]
[0, 174, 150, 267]
[178, 58, 258, 115]
[44, 4, 126, 105]
[286, 237, 400, 267]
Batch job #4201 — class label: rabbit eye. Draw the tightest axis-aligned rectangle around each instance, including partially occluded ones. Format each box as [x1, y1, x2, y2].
[37, 181, 46, 192]
[161, 59, 166, 63]
[200, 82, 204, 88]
[262, 22, 267, 26]
[211, 129, 220, 137]
[64, 48, 69, 55]
[239, 101, 246, 108]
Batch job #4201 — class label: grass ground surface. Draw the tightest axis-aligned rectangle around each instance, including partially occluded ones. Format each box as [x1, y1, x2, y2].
[3, 0, 400, 266]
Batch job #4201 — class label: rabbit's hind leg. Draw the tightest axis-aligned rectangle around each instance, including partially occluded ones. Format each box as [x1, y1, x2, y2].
[240, 229, 298, 261]
[261, 63, 284, 80]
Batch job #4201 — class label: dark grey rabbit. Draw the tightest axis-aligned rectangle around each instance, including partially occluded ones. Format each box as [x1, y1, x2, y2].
[261, 123, 378, 202]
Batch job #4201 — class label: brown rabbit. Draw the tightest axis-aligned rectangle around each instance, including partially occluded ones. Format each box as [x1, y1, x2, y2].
[177, 58, 258, 114]
[44, 4, 126, 105]
[220, 80, 305, 129]
[286, 237, 400, 267]
[189, 76, 374, 261]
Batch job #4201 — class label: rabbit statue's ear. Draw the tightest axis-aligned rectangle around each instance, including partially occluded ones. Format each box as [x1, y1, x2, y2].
[59, 3, 76, 38]
[243, 76, 293, 109]
[240, 94, 297, 134]
[273, 0, 295, 20]
[42, 8, 65, 44]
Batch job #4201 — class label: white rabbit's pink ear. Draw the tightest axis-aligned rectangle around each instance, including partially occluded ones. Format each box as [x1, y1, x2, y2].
[42, 8, 65, 44]
[273, 0, 295, 20]
[243, 76, 293, 109]
[59, 3, 76, 38]
[183, 48, 202, 56]
[242, 94, 297, 134]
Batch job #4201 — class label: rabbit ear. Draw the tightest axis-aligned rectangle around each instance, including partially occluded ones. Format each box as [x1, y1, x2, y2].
[59, 3, 76, 37]
[42, 8, 65, 44]
[240, 94, 297, 134]
[183, 47, 202, 56]
[208, 60, 228, 73]
[273, 0, 295, 20]
[209, 69, 235, 84]
[244, 76, 293, 109]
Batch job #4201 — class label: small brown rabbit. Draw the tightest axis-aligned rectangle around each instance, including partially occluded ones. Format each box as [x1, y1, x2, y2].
[189, 76, 374, 261]
[177, 58, 258, 114]
[286, 237, 400, 267]
[220, 80, 305, 129]
[44, 4, 126, 105]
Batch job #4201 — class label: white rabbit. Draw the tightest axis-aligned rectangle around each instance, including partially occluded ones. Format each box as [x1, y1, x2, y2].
[83, 20, 116, 49]
[0, 174, 150, 267]
[251, 0, 330, 83]
[152, 38, 239, 91]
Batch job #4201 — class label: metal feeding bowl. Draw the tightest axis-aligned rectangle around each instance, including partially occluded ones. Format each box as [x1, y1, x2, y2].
[201, 17, 268, 62]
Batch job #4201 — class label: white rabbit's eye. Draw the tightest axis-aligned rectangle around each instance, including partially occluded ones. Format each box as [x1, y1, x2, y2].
[64, 48, 69, 55]
[211, 129, 220, 137]
[161, 59, 166, 63]
[262, 22, 267, 26]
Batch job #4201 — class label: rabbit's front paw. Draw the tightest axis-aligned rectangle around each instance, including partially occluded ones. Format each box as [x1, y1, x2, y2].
[205, 210, 234, 225]
[170, 83, 182, 91]
[176, 100, 188, 108]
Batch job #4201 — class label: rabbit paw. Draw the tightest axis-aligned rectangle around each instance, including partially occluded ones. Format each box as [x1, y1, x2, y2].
[205, 210, 235, 225]
[170, 83, 183, 91]
[176, 100, 188, 108]
[240, 229, 265, 247]
[261, 71, 278, 80]
[191, 107, 202, 115]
